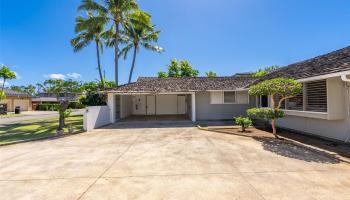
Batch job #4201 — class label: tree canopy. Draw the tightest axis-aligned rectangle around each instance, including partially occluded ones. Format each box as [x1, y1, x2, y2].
[158, 59, 199, 78]
[252, 65, 280, 78]
[206, 71, 217, 77]
[0, 66, 17, 101]
[248, 78, 302, 138]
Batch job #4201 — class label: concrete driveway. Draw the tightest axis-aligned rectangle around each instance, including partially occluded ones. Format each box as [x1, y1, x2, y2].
[0, 122, 349, 200]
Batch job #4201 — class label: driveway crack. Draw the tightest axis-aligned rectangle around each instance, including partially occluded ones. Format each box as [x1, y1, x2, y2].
[76, 134, 141, 200]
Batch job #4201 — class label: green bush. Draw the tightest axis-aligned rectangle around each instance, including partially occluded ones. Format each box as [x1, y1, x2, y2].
[247, 107, 284, 121]
[234, 116, 252, 132]
[36, 104, 59, 111]
[79, 92, 107, 106]
[68, 101, 85, 109]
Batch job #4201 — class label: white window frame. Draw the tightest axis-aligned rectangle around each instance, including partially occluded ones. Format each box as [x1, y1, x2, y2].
[223, 91, 236, 104]
[210, 91, 237, 104]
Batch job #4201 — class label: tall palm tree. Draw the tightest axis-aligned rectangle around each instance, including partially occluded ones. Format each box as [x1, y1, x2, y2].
[78, 0, 138, 86]
[71, 12, 106, 88]
[120, 11, 163, 83]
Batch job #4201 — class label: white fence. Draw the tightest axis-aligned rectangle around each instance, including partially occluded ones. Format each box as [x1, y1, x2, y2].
[83, 106, 110, 131]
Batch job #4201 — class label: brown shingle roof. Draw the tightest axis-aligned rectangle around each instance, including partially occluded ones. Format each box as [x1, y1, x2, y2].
[4, 88, 31, 97]
[109, 77, 257, 93]
[260, 45, 350, 81]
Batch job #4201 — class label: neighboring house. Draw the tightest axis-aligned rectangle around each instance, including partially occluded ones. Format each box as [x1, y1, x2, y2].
[91, 45, 350, 142]
[32, 93, 81, 110]
[0, 88, 32, 112]
[254, 46, 350, 142]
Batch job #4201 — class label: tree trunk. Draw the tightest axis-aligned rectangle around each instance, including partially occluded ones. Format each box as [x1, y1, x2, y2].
[242, 126, 245, 132]
[271, 119, 279, 139]
[114, 21, 120, 86]
[95, 40, 105, 88]
[128, 46, 137, 83]
[57, 100, 69, 131]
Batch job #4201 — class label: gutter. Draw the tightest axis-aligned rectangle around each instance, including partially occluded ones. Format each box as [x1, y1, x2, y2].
[341, 74, 350, 143]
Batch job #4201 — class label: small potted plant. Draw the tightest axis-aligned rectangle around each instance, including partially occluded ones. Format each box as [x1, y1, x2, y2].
[234, 116, 253, 132]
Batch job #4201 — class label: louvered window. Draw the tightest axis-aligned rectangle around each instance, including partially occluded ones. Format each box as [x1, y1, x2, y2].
[305, 80, 327, 112]
[287, 93, 303, 111]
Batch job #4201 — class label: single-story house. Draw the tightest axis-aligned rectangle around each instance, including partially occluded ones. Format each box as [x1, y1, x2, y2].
[86, 45, 350, 142]
[0, 88, 32, 112]
[105, 76, 258, 122]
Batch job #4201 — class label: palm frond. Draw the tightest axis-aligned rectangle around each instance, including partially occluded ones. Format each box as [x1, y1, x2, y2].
[78, 0, 108, 14]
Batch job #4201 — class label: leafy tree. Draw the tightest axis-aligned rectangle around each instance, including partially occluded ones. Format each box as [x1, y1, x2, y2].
[0, 66, 17, 101]
[234, 116, 252, 132]
[247, 78, 302, 138]
[158, 59, 199, 78]
[252, 65, 280, 78]
[157, 71, 168, 78]
[71, 11, 107, 88]
[120, 10, 163, 83]
[80, 80, 115, 106]
[78, 0, 139, 86]
[40, 79, 83, 133]
[10, 84, 36, 96]
[206, 71, 217, 77]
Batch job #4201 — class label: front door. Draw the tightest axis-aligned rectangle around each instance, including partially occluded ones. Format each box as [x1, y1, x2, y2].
[146, 95, 156, 115]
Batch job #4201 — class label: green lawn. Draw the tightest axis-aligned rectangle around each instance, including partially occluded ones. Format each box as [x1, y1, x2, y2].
[0, 115, 83, 145]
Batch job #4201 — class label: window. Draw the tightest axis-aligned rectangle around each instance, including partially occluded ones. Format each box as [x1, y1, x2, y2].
[305, 80, 327, 112]
[273, 80, 327, 113]
[287, 93, 303, 111]
[224, 91, 236, 103]
[210, 91, 239, 104]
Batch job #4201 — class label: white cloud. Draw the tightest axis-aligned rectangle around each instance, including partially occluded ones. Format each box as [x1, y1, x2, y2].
[13, 71, 21, 79]
[67, 72, 82, 79]
[44, 73, 66, 80]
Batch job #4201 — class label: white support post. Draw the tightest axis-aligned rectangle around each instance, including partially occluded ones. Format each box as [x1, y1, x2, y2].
[107, 93, 116, 123]
[191, 92, 196, 122]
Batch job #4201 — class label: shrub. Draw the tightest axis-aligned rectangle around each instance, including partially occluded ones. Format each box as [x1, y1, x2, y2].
[36, 104, 59, 111]
[234, 116, 252, 132]
[68, 101, 85, 109]
[247, 108, 284, 121]
[79, 92, 107, 106]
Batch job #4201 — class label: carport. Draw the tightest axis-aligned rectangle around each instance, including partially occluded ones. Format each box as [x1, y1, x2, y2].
[107, 92, 196, 122]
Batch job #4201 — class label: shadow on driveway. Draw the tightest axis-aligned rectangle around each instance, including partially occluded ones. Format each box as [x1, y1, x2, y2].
[253, 136, 340, 164]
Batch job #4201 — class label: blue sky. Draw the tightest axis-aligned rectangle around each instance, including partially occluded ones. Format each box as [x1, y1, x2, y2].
[1, 0, 350, 86]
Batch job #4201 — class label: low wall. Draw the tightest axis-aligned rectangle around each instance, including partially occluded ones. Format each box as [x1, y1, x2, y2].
[84, 106, 110, 131]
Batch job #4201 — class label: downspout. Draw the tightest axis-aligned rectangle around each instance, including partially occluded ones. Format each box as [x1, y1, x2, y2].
[341, 74, 350, 143]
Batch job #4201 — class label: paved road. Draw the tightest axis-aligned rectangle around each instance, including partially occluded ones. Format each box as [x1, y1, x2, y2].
[0, 110, 84, 125]
[0, 122, 349, 200]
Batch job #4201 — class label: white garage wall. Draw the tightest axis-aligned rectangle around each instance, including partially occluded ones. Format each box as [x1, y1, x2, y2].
[120, 95, 133, 119]
[156, 95, 178, 115]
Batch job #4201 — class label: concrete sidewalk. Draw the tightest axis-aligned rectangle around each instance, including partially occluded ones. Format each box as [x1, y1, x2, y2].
[0, 123, 349, 200]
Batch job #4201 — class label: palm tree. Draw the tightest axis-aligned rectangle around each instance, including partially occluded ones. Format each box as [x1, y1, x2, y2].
[206, 71, 217, 77]
[120, 11, 163, 83]
[78, 0, 138, 86]
[0, 65, 16, 101]
[71, 12, 106, 88]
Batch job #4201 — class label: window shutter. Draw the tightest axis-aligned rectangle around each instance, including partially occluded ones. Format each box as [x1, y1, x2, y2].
[305, 80, 327, 112]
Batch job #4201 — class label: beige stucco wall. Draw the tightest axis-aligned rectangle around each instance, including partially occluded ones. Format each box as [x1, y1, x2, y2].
[0, 97, 32, 112]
